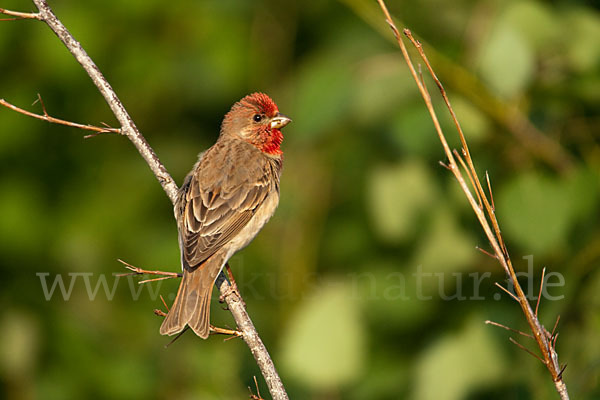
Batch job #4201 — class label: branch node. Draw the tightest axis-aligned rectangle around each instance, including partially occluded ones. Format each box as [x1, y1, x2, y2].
[509, 337, 545, 363]
[438, 160, 451, 170]
[154, 309, 167, 317]
[558, 363, 567, 380]
[494, 281, 519, 302]
[476, 246, 498, 259]
[0, 8, 41, 20]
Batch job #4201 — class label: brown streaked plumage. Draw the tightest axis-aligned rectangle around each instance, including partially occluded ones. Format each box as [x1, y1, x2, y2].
[160, 93, 291, 338]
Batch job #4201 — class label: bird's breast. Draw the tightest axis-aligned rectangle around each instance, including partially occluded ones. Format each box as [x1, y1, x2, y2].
[224, 188, 280, 259]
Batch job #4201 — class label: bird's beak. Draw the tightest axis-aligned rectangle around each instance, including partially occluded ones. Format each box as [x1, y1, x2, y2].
[270, 113, 292, 129]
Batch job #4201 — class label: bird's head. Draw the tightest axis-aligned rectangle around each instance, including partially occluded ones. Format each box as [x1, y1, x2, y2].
[221, 92, 291, 156]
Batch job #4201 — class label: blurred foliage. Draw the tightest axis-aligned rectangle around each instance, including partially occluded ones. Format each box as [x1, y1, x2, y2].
[0, 0, 599, 399]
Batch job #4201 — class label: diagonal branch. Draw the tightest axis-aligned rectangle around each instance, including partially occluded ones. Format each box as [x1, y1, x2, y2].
[28, 0, 179, 204]
[2, 2, 289, 399]
[341, 0, 573, 173]
[375, 1, 569, 399]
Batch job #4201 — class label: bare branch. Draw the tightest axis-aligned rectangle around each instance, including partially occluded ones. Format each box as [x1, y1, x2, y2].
[154, 309, 168, 317]
[509, 337, 545, 363]
[375, 1, 569, 398]
[115, 259, 181, 280]
[485, 172, 495, 212]
[494, 282, 519, 302]
[0, 97, 120, 135]
[476, 246, 498, 260]
[249, 376, 265, 400]
[485, 320, 533, 338]
[3, 2, 289, 398]
[551, 315, 561, 338]
[453, 148, 483, 210]
[209, 325, 243, 338]
[535, 267, 547, 317]
[0, 7, 41, 20]
[344, 0, 573, 173]
[30, 0, 179, 204]
[438, 160, 451, 170]
[216, 274, 288, 399]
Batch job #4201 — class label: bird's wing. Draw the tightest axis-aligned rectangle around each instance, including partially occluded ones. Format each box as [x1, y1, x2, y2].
[177, 140, 278, 269]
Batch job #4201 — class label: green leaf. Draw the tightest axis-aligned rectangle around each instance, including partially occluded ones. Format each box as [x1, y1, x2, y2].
[412, 317, 505, 400]
[0, 179, 46, 255]
[502, 1, 558, 50]
[413, 206, 476, 274]
[439, 96, 490, 143]
[353, 54, 417, 124]
[358, 263, 436, 330]
[564, 9, 600, 72]
[565, 167, 600, 221]
[280, 283, 366, 390]
[477, 22, 534, 98]
[291, 56, 353, 141]
[497, 172, 572, 254]
[367, 161, 437, 243]
[391, 104, 441, 157]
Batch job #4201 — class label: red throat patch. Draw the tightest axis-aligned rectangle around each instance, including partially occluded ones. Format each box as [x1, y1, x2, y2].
[260, 128, 283, 155]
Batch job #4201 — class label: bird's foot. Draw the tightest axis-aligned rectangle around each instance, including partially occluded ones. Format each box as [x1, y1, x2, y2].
[219, 264, 246, 307]
[209, 324, 242, 339]
[219, 284, 241, 303]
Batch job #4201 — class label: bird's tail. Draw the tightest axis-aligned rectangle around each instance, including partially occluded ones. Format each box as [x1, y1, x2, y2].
[160, 261, 220, 339]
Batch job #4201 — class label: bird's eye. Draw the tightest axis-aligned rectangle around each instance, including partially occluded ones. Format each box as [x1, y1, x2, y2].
[253, 114, 262, 123]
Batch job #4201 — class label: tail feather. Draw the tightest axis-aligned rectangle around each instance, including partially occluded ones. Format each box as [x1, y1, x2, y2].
[160, 264, 217, 339]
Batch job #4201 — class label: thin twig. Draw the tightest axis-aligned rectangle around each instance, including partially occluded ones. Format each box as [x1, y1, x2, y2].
[165, 328, 188, 348]
[0, 97, 120, 135]
[402, 27, 512, 275]
[494, 282, 519, 302]
[209, 325, 243, 338]
[249, 376, 264, 400]
[154, 309, 167, 317]
[438, 160, 451, 170]
[453, 148, 483, 210]
[551, 315, 561, 337]
[509, 337, 545, 363]
[558, 363, 568, 379]
[535, 267, 547, 317]
[485, 320, 533, 338]
[485, 171, 495, 212]
[160, 295, 170, 312]
[0, 7, 41, 20]
[476, 246, 498, 260]
[115, 259, 181, 279]
[139, 276, 175, 284]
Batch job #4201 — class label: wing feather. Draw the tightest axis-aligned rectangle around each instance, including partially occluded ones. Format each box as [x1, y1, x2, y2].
[177, 139, 278, 270]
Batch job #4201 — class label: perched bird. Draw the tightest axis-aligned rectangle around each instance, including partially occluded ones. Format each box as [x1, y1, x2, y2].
[160, 93, 291, 338]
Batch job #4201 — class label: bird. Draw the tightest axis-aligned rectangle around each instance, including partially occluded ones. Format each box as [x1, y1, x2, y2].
[160, 93, 291, 338]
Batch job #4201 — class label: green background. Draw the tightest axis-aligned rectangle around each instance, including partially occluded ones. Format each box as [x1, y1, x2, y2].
[0, 0, 598, 399]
